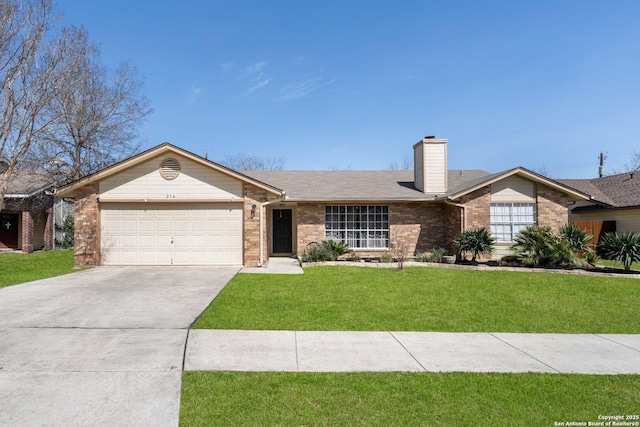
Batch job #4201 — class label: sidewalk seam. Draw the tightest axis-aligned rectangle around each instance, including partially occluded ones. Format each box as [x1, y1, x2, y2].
[595, 334, 640, 353]
[489, 333, 560, 373]
[294, 331, 300, 372]
[389, 332, 426, 372]
[181, 329, 190, 372]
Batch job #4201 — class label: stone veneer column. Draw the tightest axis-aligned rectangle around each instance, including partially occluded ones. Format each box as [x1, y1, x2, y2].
[243, 184, 267, 266]
[21, 210, 34, 253]
[74, 183, 100, 267]
[536, 184, 569, 229]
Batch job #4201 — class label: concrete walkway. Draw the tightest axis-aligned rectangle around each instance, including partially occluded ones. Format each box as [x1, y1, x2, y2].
[185, 330, 640, 374]
[239, 257, 303, 274]
[0, 267, 240, 427]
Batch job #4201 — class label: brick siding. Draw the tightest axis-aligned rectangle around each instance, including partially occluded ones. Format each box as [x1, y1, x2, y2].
[536, 184, 569, 230]
[296, 203, 326, 253]
[460, 186, 491, 230]
[21, 211, 33, 253]
[73, 183, 100, 267]
[243, 183, 268, 266]
[296, 202, 451, 257]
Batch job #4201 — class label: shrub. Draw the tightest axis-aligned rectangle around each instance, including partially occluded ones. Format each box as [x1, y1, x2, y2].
[453, 228, 495, 262]
[301, 243, 334, 262]
[597, 231, 640, 271]
[427, 247, 447, 263]
[414, 252, 430, 262]
[559, 224, 593, 254]
[322, 240, 351, 258]
[510, 225, 579, 268]
[55, 215, 74, 249]
[415, 247, 447, 263]
[380, 252, 393, 263]
[585, 250, 600, 265]
[301, 240, 351, 262]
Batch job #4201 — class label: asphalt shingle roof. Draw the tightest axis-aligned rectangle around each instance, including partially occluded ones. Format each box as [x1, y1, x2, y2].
[5, 170, 52, 196]
[244, 169, 492, 201]
[559, 172, 640, 208]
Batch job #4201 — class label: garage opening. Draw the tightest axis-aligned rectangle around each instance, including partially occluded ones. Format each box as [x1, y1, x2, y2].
[100, 202, 242, 265]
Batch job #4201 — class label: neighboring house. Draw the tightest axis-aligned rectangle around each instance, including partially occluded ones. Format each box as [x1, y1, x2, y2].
[0, 170, 56, 252]
[56, 137, 591, 267]
[559, 172, 640, 243]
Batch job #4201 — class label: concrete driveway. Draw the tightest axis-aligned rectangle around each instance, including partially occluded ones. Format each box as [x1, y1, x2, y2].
[0, 266, 239, 427]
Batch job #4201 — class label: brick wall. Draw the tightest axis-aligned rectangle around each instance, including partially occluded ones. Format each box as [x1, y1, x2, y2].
[444, 203, 463, 254]
[44, 205, 54, 249]
[74, 183, 100, 267]
[21, 210, 33, 253]
[390, 202, 449, 255]
[536, 184, 569, 230]
[460, 186, 491, 230]
[296, 202, 450, 257]
[243, 184, 268, 266]
[296, 203, 325, 253]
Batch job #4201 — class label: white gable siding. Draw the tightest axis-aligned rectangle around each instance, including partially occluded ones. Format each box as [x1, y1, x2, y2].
[491, 176, 535, 202]
[99, 155, 243, 201]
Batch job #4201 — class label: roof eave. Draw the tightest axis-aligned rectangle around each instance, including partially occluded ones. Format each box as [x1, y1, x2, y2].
[56, 143, 284, 198]
[284, 197, 440, 203]
[447, 167, 591, 201]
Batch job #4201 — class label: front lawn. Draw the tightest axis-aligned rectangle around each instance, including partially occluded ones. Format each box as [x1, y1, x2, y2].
[0, 250, 75, 289]
[598, 259, 640, 271]
[193, 266, 640, 333]
[180, 371, 640, 426]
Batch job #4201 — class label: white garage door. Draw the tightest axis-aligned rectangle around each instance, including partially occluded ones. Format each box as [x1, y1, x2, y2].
[101, 203, 242, 265]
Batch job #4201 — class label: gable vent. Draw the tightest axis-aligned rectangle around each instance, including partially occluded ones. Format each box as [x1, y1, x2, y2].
[159, 158, 181, 180]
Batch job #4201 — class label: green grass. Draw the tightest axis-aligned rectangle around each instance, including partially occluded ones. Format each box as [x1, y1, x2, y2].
[180, 371, 640, 426]
[0, 250, 76, 288]
[193, 266, 640, 333]
[598, 259, 640, 271]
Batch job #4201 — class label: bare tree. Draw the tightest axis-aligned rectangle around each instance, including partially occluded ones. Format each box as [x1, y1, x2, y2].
[386, 155, 412, 170]
[31, 25, 152, 181]
[219, 153, 285, 170]
[612, 151, 640, 175]
[0, 0, 81, 212]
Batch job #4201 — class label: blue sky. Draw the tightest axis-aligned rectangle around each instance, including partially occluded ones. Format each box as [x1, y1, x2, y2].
[56, 0, 639, 178]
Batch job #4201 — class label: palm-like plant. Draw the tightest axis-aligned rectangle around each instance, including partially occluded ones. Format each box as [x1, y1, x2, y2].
[511, 225, 576, 267]
[454, 228, 495, 262]
[597, 231, 640, 271]
[559, 224, 593, 253]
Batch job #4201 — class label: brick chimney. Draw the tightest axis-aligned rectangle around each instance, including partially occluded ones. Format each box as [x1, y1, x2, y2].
[413, 136, 448, 194]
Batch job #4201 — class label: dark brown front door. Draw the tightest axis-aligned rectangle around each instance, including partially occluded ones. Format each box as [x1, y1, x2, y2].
[0, 213, 19, 248]
[272, 209, 292, 254]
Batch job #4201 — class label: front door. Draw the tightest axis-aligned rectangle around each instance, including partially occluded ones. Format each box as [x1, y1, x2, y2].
[272, 209, 292, 254]
[0, 213, 19, 248]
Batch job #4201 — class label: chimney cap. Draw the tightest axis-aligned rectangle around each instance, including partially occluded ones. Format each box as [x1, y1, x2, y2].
[424, 135, 435, 139]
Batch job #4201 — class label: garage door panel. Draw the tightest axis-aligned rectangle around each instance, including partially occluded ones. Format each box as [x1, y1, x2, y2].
[101, 203, 242, 266]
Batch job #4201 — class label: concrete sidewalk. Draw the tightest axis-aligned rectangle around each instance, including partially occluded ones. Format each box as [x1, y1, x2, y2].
[185, 330, 640, 374]
[0, 267, 240, 427]
[239, 257, 303, 274]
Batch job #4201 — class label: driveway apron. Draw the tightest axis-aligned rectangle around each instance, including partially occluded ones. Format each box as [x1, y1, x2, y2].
[0, 266, 239, 427]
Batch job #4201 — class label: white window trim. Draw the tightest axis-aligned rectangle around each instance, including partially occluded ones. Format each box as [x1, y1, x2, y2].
[325, 205, 389, 249]
[490, 202, 537, 243]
